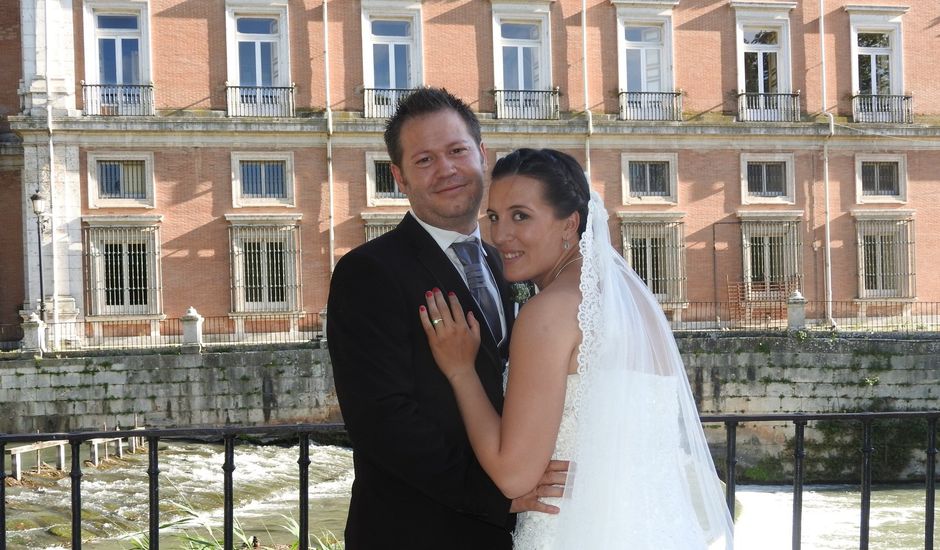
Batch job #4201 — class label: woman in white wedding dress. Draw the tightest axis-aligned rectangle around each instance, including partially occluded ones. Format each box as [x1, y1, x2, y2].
[420, 149, 734, 549]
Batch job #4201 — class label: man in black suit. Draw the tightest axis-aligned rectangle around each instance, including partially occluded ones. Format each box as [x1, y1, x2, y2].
[327, 88, 560, 549]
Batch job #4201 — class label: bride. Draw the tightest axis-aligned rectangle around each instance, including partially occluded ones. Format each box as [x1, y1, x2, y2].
[419, 148, 734, 549]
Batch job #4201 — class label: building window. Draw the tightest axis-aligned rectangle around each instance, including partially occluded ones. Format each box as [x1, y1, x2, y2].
[81, 1, 153, 115]
[621, 153, 677, 204]
[366, 152, 407, 207]
[360, 2, 422, 117]
[87, 152, 155, 208]
[225, 3, 292, 117]
[227, 215, 302, 313]
[231, 152, 294, 207]
[847, 6, 909, 123]
[619, 217, 686, 304]
[83, 218, 162, 317]
[739, 217, 802, 299]
[855, 154, 906, 204]
[362, 212, 404, 241]
[732, 2, 797, 121]
[491, 2, 556, 119]
[853, 212, 914, 299]
[740, 153, 795, 204]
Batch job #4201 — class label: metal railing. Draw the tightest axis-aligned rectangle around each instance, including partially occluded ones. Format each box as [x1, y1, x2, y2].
[618, 90, 682, 121]
[853, 94, 914, 124]
[362, 87, 417, 118]
[0, 324, 23, 351]
[81, 83, 155, 116]
[27, 312, 322, 353]
[737, 91, 802, 122]
[2, 413, 936, 550]
[0, 423, 344, 550]
[494, 88, 560, 120]
[226, 85, 295, 117]
[701, 411, 939, 550]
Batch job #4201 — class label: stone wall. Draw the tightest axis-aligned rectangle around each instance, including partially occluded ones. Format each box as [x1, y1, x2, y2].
[0, 346, 338, 434]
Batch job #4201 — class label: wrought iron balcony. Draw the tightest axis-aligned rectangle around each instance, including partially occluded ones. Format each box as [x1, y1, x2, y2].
[81, 83, 155, 116]
[363, 87, 417, 118]
[618, 91, 683, 121]
[852, 94, 913, 124]
[737, 91, 801, 122]
[226, 84, 295, 117]
[494, 88, 560, 120]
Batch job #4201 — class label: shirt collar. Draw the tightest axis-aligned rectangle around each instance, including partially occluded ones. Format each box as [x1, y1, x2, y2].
[410, 210, 486, 255]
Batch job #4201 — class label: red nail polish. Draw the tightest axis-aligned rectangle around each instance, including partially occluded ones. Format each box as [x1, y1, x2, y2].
[425, 291, 432, 297]
[432, 287, 440, 293]
[448, 291, 456, 297]
[419, 305, 426, 312]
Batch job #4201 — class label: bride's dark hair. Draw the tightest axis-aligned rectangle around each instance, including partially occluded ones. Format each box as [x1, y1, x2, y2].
[491, 148, 591, 236]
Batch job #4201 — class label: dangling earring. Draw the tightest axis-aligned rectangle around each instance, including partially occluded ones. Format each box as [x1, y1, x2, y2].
[562, 238, 569, 250]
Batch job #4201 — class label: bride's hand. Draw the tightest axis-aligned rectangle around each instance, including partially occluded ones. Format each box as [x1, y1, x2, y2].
[419, 288, 481, 383]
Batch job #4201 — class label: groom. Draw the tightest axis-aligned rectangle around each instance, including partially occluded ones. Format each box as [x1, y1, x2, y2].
[327, 88, 562, 549]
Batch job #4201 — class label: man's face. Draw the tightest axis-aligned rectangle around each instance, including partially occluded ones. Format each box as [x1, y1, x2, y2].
[391, 109, 487, 234]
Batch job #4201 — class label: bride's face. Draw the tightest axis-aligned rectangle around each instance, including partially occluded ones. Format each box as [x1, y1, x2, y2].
[486, 174, 577, 286]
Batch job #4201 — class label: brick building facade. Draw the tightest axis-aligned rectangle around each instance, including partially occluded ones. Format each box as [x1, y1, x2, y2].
[2, 0, 939, 340]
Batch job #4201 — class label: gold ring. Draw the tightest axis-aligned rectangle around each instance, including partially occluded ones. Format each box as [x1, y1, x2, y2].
[431, 318, 443, 326]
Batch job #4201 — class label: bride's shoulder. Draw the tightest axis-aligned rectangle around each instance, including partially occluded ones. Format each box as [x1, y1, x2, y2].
[514, 280, 581, 328]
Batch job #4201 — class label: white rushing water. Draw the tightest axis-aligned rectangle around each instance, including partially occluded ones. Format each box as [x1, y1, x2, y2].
[5, 443, 937, 549]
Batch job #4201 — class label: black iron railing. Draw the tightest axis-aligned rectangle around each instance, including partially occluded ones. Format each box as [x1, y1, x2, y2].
[81, 83, 155, 116]
[226, 85, 295, 117]
[2, 413, 937, 549]
[853, 94, 914, 124]
[618, 90, 682, 121]
[700, 411, 939, 550]
[494, 88, 560, 120]
[737, 91, 801, 122]
[0, 423, 343, 550]
[362, 87, 416, 118]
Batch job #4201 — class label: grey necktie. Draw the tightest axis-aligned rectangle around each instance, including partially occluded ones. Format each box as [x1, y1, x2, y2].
[451, 238, 503, 343]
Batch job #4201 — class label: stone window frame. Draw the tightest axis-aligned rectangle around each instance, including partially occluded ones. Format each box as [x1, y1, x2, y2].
[854, 153, 907, 205]
[621, 152, 678, 205]
[366, 151, 408, 207]
[231, 151, 295, 208]
[87, 151, 156, 209]
[740, 152, 796, 205]
[81, 0, 153, 90]
[360, 0, 424, 91]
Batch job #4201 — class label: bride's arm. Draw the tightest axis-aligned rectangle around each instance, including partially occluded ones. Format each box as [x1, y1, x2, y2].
[421, 289, 576, 499]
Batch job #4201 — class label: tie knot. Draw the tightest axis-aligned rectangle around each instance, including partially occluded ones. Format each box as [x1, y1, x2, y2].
[452, 238, 483, 267]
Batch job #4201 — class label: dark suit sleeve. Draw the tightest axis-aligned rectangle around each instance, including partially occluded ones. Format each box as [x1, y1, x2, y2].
[327, 250, 512, 526]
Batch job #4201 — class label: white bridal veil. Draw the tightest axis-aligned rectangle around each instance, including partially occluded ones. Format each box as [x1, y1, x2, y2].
[552, 192, 734, 549]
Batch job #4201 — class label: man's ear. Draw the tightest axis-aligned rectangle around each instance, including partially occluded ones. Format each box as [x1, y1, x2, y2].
[479, 142, 488, 170]
[390, 163, 409, 194]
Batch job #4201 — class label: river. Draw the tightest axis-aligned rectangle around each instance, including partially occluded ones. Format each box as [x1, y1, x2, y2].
[4, 442, 937, 549]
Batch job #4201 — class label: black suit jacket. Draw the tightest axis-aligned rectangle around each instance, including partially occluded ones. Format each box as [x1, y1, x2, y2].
[327, 213, 515, 550]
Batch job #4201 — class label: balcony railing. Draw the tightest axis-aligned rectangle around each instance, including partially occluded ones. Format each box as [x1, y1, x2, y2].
[737, 91, 801, 122]
[363, 87, 417, 118]
[226, 84, 295, 117]
[853, 94, 914, 124]
[618, 90, 682, 121]
[81, 83, 155, 116]
[494, 88, 560, 120]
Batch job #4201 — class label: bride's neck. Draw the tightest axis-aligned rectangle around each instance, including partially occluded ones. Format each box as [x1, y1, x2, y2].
[535, 250, 582, 290]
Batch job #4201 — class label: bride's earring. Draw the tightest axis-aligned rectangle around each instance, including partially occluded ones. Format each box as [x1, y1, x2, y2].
[562, 237, 569, 250]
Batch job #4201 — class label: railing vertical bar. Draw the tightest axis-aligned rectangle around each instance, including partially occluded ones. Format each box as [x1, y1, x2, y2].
[0, 440, 6, 550]
[148, 436, 159, 550]
[860, 419, 874, 550]
[725, 420, 738, 517]
[70, 439, 83, 550]
[298, 432, 311, 550]
[792, 420, 806, 550]
[223, 434, 235, 550]
[926, 416, 937, 550]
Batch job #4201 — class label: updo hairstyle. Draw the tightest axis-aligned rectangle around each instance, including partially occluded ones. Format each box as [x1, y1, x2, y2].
[491, 148, 590, 236]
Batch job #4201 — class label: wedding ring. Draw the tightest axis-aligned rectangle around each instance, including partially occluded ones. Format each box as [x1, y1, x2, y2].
[431, 318, 443, 326]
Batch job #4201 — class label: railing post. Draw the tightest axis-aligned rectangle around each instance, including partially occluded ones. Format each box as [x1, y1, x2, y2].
[181, 306, 204, 353]
[70, 439, 83, 550]
[725, 420, 738, 517]
[20, 312, 46, 353]
[298, 432, 311, 550]
[147, 436, 159, 550]
[788, 291, 807, 330]
[223, 434, 236, 550]
[927, 416, 937, 550]
[792, 419, 806, 550]
[860, 419, 874, 550]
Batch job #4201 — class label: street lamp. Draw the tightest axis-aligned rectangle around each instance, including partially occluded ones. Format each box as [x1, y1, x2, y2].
[30, 192, 47, 322]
